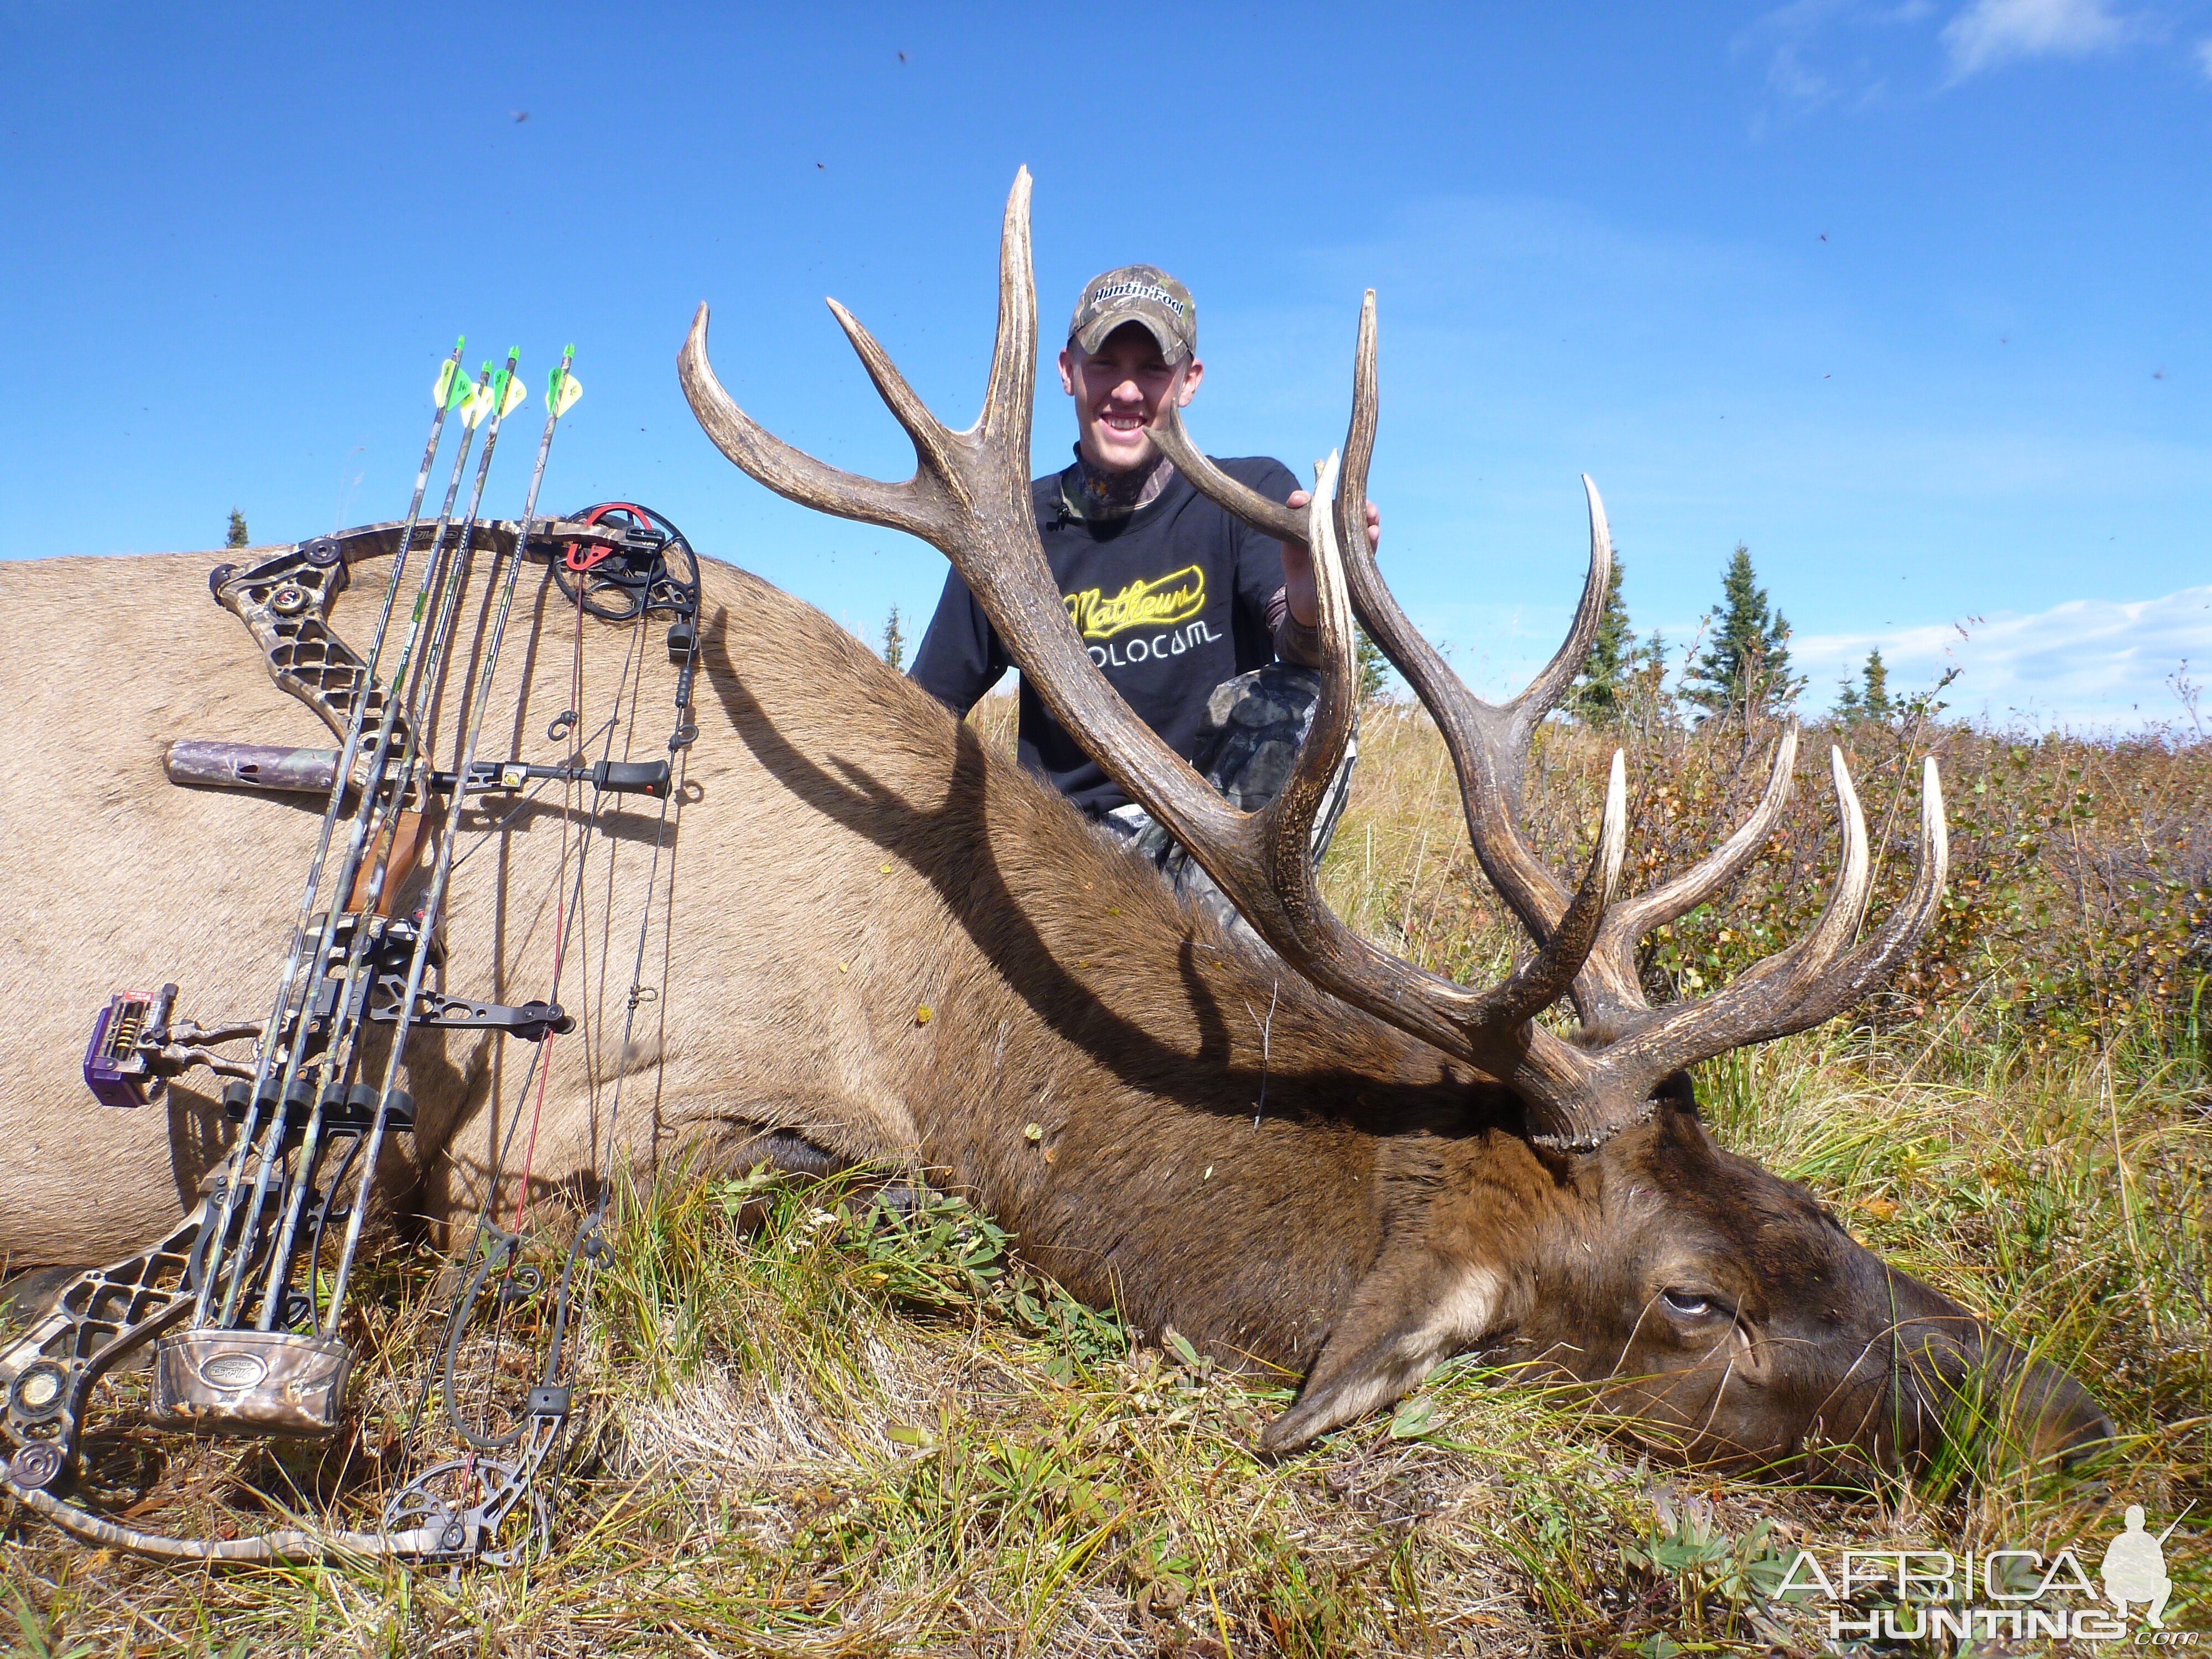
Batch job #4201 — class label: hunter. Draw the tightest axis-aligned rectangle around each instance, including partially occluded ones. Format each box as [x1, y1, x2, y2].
[910, 264, 1380, 934]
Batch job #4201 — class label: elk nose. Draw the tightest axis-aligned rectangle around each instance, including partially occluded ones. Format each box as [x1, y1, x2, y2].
[1876, 1283, 2115, 1478]
[2008, 1349, 2116, 1470]
[1879, 1272, 2110, 1471]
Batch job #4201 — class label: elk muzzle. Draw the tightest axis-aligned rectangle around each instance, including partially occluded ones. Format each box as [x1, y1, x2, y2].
[1582, 1264, 2115, 1484]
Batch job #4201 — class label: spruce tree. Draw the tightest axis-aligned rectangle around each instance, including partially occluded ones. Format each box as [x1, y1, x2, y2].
[1834, 649, 1892, 721]
[1566, 554, 1632, 723]
[226, 509, 250, 548]
[1684, 544, 1801, 721]
[881, 605, 906, 672]
[1859, 648, 1891, 718]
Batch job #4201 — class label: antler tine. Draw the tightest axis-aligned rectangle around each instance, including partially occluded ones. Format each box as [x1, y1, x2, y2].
[1255, 452, 1360, 905]
[1574, 723, 1802, 1019]
[680, 169, 1043, 537]
[822, 298, 972, 507]
[1316, 298, 1597, 947]
[1148, 408, 1307, 541]
[1507, 477, 1617, 745]
[979, 167, 1039, 445]
[1235, 462, 1631, 1062]
[1587, 746, 1945, 1097]
[1805, 756, 1950, 1016]
[679, 304, 938, 540]
[1498, 749, 1630, 1022]
[1249, 457, 1622, 1036]
[1329, 290, 1379, 576]
[1775, 746, 1876, 979]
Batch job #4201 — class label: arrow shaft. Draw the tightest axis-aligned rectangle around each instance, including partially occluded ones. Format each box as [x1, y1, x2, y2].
[327, 349, 578, 1321]
[196, 343, 482, 1327]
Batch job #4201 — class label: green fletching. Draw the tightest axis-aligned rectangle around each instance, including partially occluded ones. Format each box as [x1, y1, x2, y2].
[435, 359, 469, 410]
[547, 364, 582, 416]
[488, 349, 528, 419]
[459, 378, 494, 429]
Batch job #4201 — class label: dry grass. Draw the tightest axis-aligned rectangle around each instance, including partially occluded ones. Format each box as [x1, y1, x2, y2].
[7, 696, 2209, 1656]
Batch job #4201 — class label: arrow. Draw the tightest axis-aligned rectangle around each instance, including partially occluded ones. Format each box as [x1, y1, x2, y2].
[546, 347, 582, 418]
[432, 337, 469, 411]
[491, 349, 529, 420]
[458, 369, 495, 430]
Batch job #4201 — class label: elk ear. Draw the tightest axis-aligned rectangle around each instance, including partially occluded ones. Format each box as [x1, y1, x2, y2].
[1259, 1250, 1505, 1454]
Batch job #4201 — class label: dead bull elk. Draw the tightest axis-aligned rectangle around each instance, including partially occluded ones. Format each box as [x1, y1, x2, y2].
[0, 175, 2111, 1489]
[675, 168, 2111, 1473]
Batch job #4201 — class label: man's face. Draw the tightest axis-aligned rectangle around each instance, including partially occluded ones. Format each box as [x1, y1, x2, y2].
[1058, 321, 1204, 473]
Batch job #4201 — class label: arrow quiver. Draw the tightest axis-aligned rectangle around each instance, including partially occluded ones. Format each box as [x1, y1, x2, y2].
[2, 343, 701, 1566]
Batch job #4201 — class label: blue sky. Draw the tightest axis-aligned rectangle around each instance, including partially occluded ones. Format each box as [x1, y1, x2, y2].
[5, 0, 2207, 729]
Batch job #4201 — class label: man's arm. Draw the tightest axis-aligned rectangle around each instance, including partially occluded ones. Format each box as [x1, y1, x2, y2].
[908, 567, 1008, 717]
[1278, 489, 1381, 629]
[1220, 457, 1381, 667]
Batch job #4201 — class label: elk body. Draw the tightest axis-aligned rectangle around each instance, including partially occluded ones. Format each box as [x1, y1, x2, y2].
[0, 173, 2111, 1480]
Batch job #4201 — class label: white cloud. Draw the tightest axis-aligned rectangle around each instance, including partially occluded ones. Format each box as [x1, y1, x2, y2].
[1793, 586, 2212, 730]
[1941, 0, 2132, 78]
[2196, 35, 2212, 77]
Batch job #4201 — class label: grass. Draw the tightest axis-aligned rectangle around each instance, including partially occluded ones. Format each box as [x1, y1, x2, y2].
[6, 697, 2209, 1655]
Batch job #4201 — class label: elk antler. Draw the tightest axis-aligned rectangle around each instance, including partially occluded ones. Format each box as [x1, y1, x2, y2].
[681, 170, 1946, 1149]
[681, 169, 1632, 1136]
[1162, 293, 1950, 1146]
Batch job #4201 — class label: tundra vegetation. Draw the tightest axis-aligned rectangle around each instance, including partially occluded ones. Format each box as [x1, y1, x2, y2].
[4, 676, 2206, 1655]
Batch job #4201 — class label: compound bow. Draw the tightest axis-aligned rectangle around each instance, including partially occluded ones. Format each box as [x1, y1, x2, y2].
[1, 341, 702, 1564]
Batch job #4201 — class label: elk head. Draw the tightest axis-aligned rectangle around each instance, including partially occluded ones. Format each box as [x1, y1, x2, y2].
[676, 170, 2112, 1477]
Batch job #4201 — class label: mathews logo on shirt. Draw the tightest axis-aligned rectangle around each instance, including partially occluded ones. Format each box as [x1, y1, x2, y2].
[1064, 565, 1207, 640]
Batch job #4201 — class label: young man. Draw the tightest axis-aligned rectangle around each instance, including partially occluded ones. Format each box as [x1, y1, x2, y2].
[909, 264, 1380, 935]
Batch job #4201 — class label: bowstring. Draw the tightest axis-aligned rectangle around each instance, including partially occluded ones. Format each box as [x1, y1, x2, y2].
[404, 561, 660, 1485]
[483, 578, 681, 1536]
[454, 562, 603, 1472]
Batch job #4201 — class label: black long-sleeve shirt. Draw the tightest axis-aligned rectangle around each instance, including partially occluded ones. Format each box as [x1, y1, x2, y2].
[910, 455, 1304, 816]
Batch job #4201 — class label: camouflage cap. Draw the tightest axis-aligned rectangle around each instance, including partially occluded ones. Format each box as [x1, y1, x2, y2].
[1068, 264, 1197, 364]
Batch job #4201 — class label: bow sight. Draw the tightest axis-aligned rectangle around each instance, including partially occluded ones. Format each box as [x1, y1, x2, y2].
[2, 341, 703, 1564]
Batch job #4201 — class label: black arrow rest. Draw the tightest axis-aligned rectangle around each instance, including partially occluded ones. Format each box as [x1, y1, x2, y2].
[2, 348, 700, 1567]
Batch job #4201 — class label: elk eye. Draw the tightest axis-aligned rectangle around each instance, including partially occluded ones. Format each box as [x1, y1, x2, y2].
[1661, 1289, 1717, 1317]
